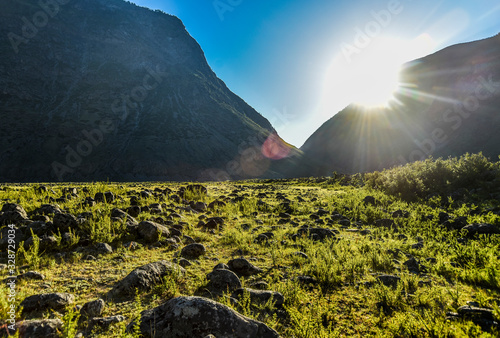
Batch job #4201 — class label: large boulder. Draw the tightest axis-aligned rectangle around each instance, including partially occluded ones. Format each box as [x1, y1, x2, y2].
[109, 260, 185, 298]
[135, 296, 280, 337]
[138, 221, 170, 243]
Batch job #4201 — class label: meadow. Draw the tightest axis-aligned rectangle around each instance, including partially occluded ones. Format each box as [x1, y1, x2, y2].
[0, 153, 499, 337]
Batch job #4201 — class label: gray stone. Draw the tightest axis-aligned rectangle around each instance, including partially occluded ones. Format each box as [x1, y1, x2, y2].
[228, 258, 262, 276]
[231, 288, 285, 308]
[17, 271, 45, 281]
[135, 296, 280, 337]
[138, 221, 170, 243]
[17, 319, 63, 338]
[80, 299, 105, 318]
[206, 269, 242, 294]
[181, 243, 206, 258]
[109, 260, 185, 297]
[462, 223, 500, 237]
[377, 275, 401, 288]
[111, 208, 137, 224]
[20, 293, 75, 314]
[88, 315, 125, 331]
[34, 204, 63, 215]
[53, 213, 78, 232]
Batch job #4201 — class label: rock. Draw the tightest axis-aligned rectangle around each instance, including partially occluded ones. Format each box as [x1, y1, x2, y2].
[181, 243, 206, 258]
[134, 296, 280, 337]
[376, 275, 401, 288]
[206, 269, 242, 294]
[80, 299, 105, 318]
[208, 200, 226, 210]
[462, 223, 500, 237]
[95, 192, 115, 203]
[363, 196, 377, 205]
[457, 305, 494, 320]
[88, 315, 125, 332]
[53, 213, 78, 232]
[205, 217, 224, 230]
[179, 184, 208, 198]
[296, 227, 336, 241]
[123, 241, 141, 251]
[20, 293, 75, 314]
[374, 219, 397, 229]
[190, 201, 207, 212]
[126, 206, 141, 217]
[231, 288, 285, 308]
[438, 212, 450, 224]
[392, 210, 410, 218]
[109, 260, 185, 297]
[403, 257, 420, 274]
[0, 203, 28, 224]
[178, 258, 192, 268]
[16, 319, 63, 338]
[89, 242, 113, 255]
[17, 271, 45, 281]
[34, 204, 63, 215]
[111, 208, 137, 224]
[138, 221, 170, 243]
[228, 258, 262, 276]
[411, 242, 424, 250]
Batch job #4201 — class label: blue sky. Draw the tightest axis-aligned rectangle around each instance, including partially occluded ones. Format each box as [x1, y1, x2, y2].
[131, 0, 500, 147]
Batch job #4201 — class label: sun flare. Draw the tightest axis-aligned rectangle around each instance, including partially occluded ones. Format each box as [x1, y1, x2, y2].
[321, 35, 436, 111]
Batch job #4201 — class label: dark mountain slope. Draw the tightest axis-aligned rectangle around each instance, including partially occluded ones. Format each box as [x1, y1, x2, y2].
[0, 0, 297, 182]
[300, 34, 500, 176]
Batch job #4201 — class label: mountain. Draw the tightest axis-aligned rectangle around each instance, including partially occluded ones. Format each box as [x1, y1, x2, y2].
[300, 34, 500, 176]
[0, 0, 297, 182]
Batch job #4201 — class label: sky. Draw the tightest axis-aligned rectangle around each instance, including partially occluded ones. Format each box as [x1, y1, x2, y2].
[131, 0, 500, 147]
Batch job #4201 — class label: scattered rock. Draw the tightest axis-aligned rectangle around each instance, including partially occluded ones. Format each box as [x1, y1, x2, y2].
[109, 260, 185, 297]
[34, 204, 62, 215]
[134, 296, 280, 337]
[374, 219, 397, 230]
[228, 258, 262, 276]
[88, 315, 125, 332]
[376, 275, 401, 288]
[16, 319, 63, 338]
[17, 271, 45, 281]
[403, 257, 420, 274]
[206, 269, 242, 294]
[296, 227, 336, 241]
[181, 243, 206, 258]
[53, 213, 78, 232]
[231, 288, 285, 308]
[80, 299, 105, 319]
[462, 223, 500, 237]
[138, 221, 171, 243]
[20, 293, 75, 314]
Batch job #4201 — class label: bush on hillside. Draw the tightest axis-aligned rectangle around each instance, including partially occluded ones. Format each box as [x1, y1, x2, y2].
[365, 153, 499, 201]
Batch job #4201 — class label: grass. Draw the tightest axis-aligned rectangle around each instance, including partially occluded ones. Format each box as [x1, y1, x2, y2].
[0, 155, 499, 336]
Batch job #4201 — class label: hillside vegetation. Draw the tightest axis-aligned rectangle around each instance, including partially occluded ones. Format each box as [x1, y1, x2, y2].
[0, 153, 499, 337]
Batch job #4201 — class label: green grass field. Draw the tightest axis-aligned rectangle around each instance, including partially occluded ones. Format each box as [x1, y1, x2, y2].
[0, 153, 499, 337]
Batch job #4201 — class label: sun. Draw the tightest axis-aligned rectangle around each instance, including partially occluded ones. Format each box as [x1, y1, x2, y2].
[321, 35, 436, 111]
